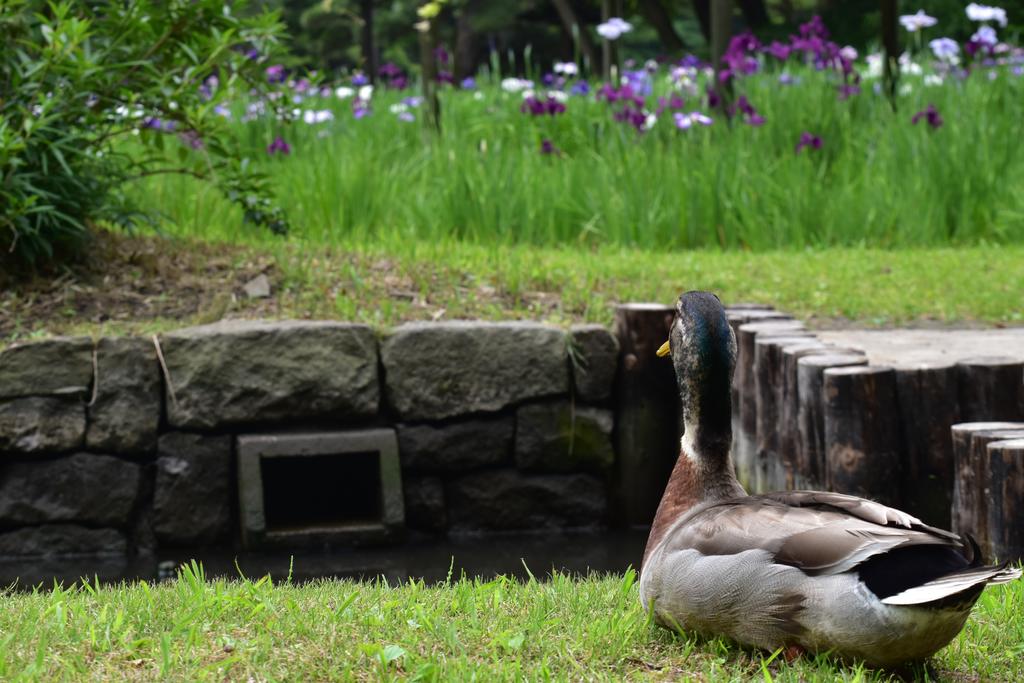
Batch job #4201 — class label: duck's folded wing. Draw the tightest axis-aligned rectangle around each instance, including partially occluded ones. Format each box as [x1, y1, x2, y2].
[662, 493, 966, 577]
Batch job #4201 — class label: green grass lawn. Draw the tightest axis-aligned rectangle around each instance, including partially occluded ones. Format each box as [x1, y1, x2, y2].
[1, 562, 1021, 681]
[3, 235, 1023, 345]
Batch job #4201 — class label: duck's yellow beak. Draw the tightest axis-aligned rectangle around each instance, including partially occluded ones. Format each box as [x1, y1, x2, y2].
[656, 340, 671, 357]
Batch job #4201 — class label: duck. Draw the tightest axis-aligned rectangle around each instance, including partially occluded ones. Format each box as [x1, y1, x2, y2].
[639, 290, 1021, 667]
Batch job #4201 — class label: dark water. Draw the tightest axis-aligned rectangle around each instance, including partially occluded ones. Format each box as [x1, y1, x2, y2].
[0, 529, 648, 589]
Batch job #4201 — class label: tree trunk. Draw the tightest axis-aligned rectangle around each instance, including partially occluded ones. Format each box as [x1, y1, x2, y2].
[880, 0, 900, 109]
[737, 0, 769, 28]
[637, 0, 687, 55]
[692, 0, 711, 42]
[360, 0, 376, 83]
[454, 1, 479, 81]
[613, 303, 681, 525]
[418, 23, 441, 132]
[601, 0, 623, 81]
[549, 0, 598, 72]
[710, 0, 734, 102]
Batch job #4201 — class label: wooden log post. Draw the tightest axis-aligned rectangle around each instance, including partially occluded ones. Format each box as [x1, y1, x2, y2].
[613, 303, 681, 525]
[961, 426, 1024, 553]
[754, 335, 822, 493]
[957, 357, 1024, 422]
[824, 366, 903, 506]
[778, 341, 832, 488]
[797, 353, 868, 489]
[950, 422, 1024, 537]
[986, 438, 1024, 562]
[735, 320, 808, 489]
[726, 308, 792, 411]
[893, 363, 960, 528]
[781, 344, 865, 490]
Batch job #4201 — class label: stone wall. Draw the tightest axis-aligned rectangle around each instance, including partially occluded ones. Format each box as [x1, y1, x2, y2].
[3, 310, 1022, 563]
[0, 319, 618, 558]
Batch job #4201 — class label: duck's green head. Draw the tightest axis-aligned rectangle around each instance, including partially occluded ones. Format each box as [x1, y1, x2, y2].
[657, 291, 737, 431]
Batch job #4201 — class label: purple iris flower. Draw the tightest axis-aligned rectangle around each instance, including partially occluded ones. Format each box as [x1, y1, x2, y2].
[434, 46, 450, 66]
[837, 83, 861, 100]
[799, 15, 830, 40]
[540, 138, 560, 155]
[379, 62, 403, 78]
[765, 41, 792, 61]
[656, 95, 686, 115]
[795, 132, 822, 154]
[178, 131, 203, 150]
[521, 96, 566, 117]
[570, 81, 590, 96]
[353, 99, 371, 119]
[679, 54, 703, 68]
[198, 75, 218, 101]
[623, 70, 653, 96]
[352, 73, 369, 86]
[598, 83, 645, 108]
[460, 77, 477, 90]
[436, 71, 455, 85]
[267, 136, 291, 155]
[613, 106, 648, 132]
[707, 88, 721, 109]
[142, 117, 175, 132]
[542, 73, 557, 86]
[730, 95, 765, 126]
[265, 64, 286, 83]
[397, 111, 415, 123]
[389, 76, 409, 90]
[244, 48, 259, 61]
[912, 104, 943, 129]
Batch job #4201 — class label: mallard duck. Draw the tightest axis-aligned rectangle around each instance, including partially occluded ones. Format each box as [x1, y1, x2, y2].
[639, 291, 1021, 667]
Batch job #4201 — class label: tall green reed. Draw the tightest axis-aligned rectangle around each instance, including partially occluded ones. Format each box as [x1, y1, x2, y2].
[134, 63, 1024, 251]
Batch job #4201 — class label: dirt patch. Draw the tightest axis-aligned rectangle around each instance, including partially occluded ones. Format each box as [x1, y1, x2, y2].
[0, 231, 282, 341]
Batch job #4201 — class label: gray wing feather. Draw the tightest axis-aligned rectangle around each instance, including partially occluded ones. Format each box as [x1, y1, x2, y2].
[659, 492, 964, 576]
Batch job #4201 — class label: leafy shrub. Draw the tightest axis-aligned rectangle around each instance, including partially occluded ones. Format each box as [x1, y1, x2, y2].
[0, 0, 290, 266]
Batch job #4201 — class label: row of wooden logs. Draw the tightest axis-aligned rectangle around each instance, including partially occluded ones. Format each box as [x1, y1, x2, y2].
[727, 304, 1024, 563]
[611, 302, 1023, 562]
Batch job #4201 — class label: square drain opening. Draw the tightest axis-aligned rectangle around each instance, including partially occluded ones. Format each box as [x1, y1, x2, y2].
[237, 429, 404, 548]
[260, 451, 382, 531]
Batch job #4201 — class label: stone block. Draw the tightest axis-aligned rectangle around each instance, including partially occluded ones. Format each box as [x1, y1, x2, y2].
[152, 432, 233, 546]
[569, 325, 619, 403]
[0, 396, 86, 454]
[403, 476, 446, 533]
[160, 320, 379, 430]
[515, 401, 615, 472]
[0, 337, 93, 399]
[382, 321, 569, 421]
[0, 525, 127, 557]
[86, 337, 162, 455]
[0, 453, 140, 526]
[396, 415, 513, 472]
[237, 429, 404, 548]
[447, 470, 606, 532]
